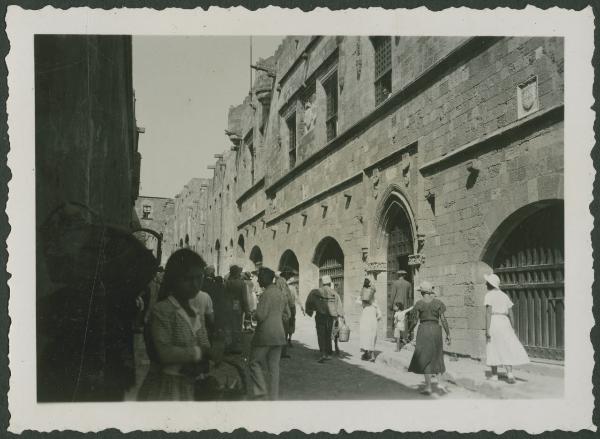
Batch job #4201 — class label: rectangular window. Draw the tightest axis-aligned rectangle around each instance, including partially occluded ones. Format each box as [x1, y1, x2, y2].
[260, 101, 270, 132]
[324, 73, 338, 141]
[373, 37, 392, 106]
[244, 131, 255, 185]
[142, 204, 152, 219]
[287, 113, 297, 169]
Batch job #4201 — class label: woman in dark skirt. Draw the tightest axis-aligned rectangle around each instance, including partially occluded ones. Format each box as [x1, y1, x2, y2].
[408, 281, 451, 395]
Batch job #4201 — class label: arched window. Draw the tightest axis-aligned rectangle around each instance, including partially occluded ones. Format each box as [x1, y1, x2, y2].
[484, 202, 564, 361]
[249, 246, 263, 268]
[278, 249, 300, 291]
[313, 237, 344, 301]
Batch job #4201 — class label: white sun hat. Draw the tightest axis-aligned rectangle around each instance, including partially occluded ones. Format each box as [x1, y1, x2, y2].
[484, 273, 501, 289]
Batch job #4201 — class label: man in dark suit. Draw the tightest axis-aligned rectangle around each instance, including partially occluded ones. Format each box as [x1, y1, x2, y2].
[224, 265, 249, 353]
[390, 269, 412, 308]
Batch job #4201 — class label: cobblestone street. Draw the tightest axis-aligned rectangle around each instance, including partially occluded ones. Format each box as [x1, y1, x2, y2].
[279, 313, 481, 400]
[129, 311, 482, 401]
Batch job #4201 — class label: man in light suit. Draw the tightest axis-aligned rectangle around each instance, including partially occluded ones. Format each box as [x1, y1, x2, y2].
[248, 267, 290, 400]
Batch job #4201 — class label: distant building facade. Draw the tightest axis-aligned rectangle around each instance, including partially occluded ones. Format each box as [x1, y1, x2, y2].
[171, 178, 211, 257]
[134, 196, 174, 266]
[176, 36, 564, 360]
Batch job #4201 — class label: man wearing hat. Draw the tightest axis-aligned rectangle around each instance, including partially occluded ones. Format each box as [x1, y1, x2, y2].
[391, 269, 412, 310]
[305, 275, 344, 363]
[224, 264, 250, 353]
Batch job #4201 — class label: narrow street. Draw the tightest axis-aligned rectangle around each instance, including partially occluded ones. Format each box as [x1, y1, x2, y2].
[129, 310, 482, 401]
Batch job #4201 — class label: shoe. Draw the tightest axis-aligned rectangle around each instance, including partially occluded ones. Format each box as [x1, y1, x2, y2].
[489, 374, 499, 381]
[324, 355, 332, 361]
[420, 388, 432, 396]
[287, 340, 293, 347]
[507, 374, 516, 384]
[317, 357, 326, 364]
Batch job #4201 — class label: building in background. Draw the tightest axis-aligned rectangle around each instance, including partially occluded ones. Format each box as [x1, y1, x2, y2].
[134, 196, 174, 267]
[170, 36, 564, 361]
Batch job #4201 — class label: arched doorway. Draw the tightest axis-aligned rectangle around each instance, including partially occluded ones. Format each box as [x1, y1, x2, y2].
[484, 202, 564, 361]
[374, 190, 416, 338]
[249, 245, 263, 269]
[215, 239, 221, 275]
[314, 237, 344, 301]
[279, 249, 300, 291]
[385, 203, 414, 337]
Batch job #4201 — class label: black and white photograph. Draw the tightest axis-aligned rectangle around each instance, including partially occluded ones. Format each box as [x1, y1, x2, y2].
[5, 5, 595, 434]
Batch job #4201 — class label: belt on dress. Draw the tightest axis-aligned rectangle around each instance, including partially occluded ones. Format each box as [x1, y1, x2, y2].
[492, 313, 508, 316]
[420, 319, 439, 323]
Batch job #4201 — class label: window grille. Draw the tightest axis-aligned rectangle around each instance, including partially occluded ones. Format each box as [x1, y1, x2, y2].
[373, 37, 392, 106]
[493, 205, 564, 361]
[244, 131, 255, 185]
[287, 114, 297, 169]
[324, 73, 338, 141]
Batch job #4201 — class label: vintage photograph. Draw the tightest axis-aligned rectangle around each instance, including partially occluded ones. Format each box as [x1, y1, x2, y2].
[35, 33, 565, 403]
[6, 5, 594, 434]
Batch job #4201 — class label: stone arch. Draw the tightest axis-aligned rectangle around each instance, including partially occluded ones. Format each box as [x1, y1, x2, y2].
[480, 199, 564, 361]
[370, 185, 418, 337]
[481, 199, 564, 265]
[370, 184, 418, 261]
[312, 236, 345, 300]
[279, 249, 300, 291]
[249, 245, 263, 267]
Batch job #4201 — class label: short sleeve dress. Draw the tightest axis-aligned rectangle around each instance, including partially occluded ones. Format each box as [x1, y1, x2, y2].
[485, 288, 529, 366]
[408, 298, 447, 374]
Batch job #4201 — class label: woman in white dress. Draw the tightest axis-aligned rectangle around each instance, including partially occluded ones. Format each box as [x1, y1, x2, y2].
[484, 273, 529, 384]
[359, 283, 381, 362]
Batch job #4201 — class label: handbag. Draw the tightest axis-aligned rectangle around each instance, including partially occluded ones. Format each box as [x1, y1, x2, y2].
[338, 320, 351, 342]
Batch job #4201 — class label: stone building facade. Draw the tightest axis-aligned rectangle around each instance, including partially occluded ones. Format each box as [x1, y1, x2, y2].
[190, 36, 564, 360]
[171, 178, 211, 257]
[134, 196, 174, 266]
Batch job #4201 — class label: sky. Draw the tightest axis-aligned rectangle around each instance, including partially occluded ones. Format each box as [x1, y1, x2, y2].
[132, 36, 283, 198]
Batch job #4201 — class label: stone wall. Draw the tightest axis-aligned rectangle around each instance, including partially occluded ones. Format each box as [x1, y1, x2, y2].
[134, 196, 174, 266]
[179, 36, 564, 359]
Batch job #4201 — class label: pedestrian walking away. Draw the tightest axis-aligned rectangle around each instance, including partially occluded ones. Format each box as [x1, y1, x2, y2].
[137, 249, 209, 401]
[407, 281, 451, 396]
[248, 267, 290, 400]
[274, 273, 295, 359]
[284, 274, 304, 345]
[484, 273, 529, 384]
[305, 275, 344, 363]
[224, 265, 250, 353]
[390, 270, 412, 310]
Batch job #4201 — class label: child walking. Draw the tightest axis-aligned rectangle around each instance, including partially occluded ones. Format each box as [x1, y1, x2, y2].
[393, 302, 413, 352]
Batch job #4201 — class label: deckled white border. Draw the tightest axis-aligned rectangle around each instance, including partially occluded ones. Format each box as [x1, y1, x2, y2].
[6, 5, 595, 433]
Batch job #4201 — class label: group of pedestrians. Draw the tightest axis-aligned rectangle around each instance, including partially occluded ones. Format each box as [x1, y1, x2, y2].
[357, 270, 530, 395]
[135, 247, 530, 400]
[136, 248, 307, 401]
